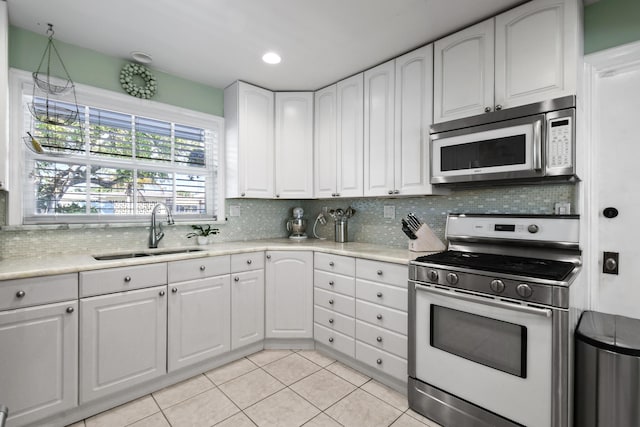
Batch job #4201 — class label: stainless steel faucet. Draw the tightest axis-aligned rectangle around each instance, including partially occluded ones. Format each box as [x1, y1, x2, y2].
[149, 203, 175, 248]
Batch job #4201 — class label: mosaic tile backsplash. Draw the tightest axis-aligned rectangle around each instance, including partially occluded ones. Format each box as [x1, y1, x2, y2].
[0, 184, 576, 259]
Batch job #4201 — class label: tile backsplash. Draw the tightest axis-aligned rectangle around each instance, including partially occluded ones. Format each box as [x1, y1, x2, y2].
[0, 183, 576, 259]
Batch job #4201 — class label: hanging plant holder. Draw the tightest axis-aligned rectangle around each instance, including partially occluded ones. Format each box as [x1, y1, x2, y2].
[32, 24, 75, 95]
[27, 96, 78, 126]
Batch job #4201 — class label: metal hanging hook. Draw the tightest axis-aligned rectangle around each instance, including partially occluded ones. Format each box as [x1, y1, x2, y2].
[46, 23, 54, 38]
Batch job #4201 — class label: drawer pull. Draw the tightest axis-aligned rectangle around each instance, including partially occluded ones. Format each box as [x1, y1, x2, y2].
[376, 314, 383, 320]
[172, 287, 178, 293]
[159, 290, 165, 296]
[376, 358, 383, 365]
[329, 337, 334, 343]
[124, 276, 132, 283]
[329, 318, 334, 324]
[329, 261, 335, 267]
[376, 292, 383, 298]
[377, 270, 383, 276]
[266, 254, 271, 259]
[376, 336, 383, 342]
[329, 299, 334, 305]
[200, 265, 206, 271]
[66, 307, 74, 314]
[329, 280, 335, 286]
[16, 290, 26, 298]
[234, 277, 240, 282]
[247, 259, 252, 265]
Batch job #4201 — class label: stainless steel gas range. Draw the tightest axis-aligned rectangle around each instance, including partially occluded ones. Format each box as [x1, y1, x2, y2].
[408, 214, 581, 427]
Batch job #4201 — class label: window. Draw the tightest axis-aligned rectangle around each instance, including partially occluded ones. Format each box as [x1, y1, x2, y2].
[10, 70, 224, 224]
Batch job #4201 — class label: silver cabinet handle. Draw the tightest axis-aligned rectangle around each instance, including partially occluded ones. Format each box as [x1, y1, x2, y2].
[66, 306, 74, 313]
[495, 104, 502, 111]
[388, 190, 393, 195]
[336, 193, 340, 197]
[376, 292, 383, 298]
[329, 318, 334, 324]
[329, 261, 334, 267]
[172, 287, 178, 293]
[328, 337, 334, 343]
[266, 254, 271, 259]
[376, 270, 383, 276]
[376, 314, 383, 320]
[376, 336, 382, 342]
[124, 276, 132, 283]
[200, 265, 206, 271]
[329, 299, 334, 305]
[16, 290, 26, 298]
[234, 277, 240, 282]
[484, 106, 491, 113]
[394, 190, 399, 194]
[247, 259, 252, 265]
[376, 359, 382, 365]
[241, 192, 246, 197]
[329, 280, 335, 286]
[159, 290, 165, 296]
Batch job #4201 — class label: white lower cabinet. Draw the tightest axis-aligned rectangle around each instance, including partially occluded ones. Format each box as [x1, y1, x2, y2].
[0, 300, 78, 427]
[231, 252, 265, 350]
[80, 285, 167, 404]
[265, 251, 313, 339]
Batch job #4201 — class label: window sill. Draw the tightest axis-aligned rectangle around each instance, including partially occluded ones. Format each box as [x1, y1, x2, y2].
[2, 218, 225, 231]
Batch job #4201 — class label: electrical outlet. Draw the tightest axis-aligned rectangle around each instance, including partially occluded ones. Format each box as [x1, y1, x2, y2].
[229, 205, 241, 217]
[384, 205, 395, 219]
[554, 202, 571, 215]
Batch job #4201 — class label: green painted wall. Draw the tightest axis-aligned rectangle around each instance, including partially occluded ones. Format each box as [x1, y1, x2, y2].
[8, 26, 224, 116]
[584, 0, 640, 54]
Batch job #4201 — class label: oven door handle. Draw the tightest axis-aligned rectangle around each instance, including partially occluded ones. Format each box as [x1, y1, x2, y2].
[414, 283, 552, 317]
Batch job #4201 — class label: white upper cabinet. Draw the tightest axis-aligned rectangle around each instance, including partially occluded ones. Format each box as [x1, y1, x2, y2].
[225, 81, 275, 198]
[275, 92, 314, 199]
[0, 2, 7, 191]
[364, 60, 395, 197]
[434, 20, 495, 123]
[314, 74, 364, 198]
[494, 0, 578, 109]
[434, 0, 578, 123]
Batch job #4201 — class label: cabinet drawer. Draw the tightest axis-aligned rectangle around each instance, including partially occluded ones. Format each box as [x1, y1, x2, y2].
[314, 270, 355, 296]
[356, 279, 407, 311]
[0, 273, 77, 311]
[314, 323, 355, 358]
[231, 252, 265, 272]
[355, 300, 407, 335]
[356, 341, 407, 381]
[356, 259, 407, 288]
[80, 263, 167, 297]
[168, 255, 230, 283]
[314, 253, 355, 276]
[356, 320, 407, 359]
[314, 288, 354, 317]
[314, 305, 355, 337]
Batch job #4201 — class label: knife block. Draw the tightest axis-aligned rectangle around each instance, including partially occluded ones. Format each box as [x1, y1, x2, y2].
[409, 224, 446, 252]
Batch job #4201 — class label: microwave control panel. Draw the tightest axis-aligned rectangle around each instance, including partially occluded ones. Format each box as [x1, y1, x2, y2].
[547, 116, 573, 168]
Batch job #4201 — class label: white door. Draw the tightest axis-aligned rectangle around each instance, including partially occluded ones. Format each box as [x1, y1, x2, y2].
[364, 60, 395, 197]
[495, 0, 578, 109]
[231, 269, 265, 349]
[394, 45, 440, 196]
[314, 85, 338, 198]
[433, 19, 495, 123]
[265, 251, 313, 339]
[336, 73, 364, 197]
[168, 275, 231, 372]
[80, 286, 167, 403]
[0, 301, 77, 427]
[275, 92, 314, 199]
[238, 82, 274, 198]
[586, 42, 640, 318]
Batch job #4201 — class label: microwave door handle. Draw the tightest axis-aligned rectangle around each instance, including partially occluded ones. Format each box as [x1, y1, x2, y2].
[533, 118, 543, 170]
[414, 283, 552, 317]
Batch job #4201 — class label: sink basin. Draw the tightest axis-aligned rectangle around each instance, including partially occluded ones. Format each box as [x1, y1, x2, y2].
[93, 249, 203, 260]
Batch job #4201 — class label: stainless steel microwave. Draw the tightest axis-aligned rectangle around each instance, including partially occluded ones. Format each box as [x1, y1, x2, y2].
[430, 96, 576, 185]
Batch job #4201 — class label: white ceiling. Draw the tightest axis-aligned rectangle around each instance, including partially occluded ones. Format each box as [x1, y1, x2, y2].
[8, 0, 527, 91]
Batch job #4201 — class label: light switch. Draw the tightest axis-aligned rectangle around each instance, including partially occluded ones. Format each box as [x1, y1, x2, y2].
[384, 205, 395, 219]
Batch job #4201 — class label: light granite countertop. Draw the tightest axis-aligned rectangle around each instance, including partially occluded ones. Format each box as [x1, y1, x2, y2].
[0, 238, 441, 281]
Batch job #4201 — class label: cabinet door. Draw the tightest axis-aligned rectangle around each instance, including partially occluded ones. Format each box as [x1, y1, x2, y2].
[80, 286, 167, 404]
[0, 301, 77, 427]
[364, 60, 395, 197]
[265, 251, 313, 339]
[0, 2, 7, 191]
[433, 19, 495, 123]
[238, 82, 275, 198]
[314, 85, 338, 198]
[336, 73, 364, 197]
[168, 275, 231, 372]
[495, 0, 578, 109]
[394, 45, 437, 196]
[231, 269, 265, 349]
[275, 92, 314, 199]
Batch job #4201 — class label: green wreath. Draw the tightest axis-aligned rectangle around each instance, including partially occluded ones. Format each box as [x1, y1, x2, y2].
[120, 63, 157, 99]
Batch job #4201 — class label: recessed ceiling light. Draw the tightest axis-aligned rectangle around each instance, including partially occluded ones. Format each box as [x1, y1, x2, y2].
[131, 51, 152, 64]
[262, 52, 281, 65]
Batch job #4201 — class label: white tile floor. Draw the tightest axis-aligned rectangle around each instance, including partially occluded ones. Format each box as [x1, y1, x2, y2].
[66, 349, 443, 427]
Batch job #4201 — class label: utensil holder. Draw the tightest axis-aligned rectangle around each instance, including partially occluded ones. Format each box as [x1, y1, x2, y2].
[335, 219, 348, 243]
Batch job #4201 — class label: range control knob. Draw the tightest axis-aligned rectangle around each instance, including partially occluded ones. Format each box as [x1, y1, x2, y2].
[427, 270, 439, 282]
[446, 273, 459, 285]
[516, 284, 534, 298]
[528, 224, 539, 234]
[490, 279, 505, 293]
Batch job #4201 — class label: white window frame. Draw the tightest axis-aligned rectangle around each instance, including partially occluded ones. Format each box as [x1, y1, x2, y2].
[8, 68, 225, 226]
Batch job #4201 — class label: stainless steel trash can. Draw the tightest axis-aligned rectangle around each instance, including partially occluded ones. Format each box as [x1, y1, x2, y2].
[574, 311, 640, 427]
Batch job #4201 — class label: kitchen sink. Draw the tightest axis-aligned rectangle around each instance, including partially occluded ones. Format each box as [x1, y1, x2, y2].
[93, 249, 203, 260]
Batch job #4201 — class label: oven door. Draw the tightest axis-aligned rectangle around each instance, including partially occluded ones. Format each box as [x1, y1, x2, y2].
[430, 114, 544, 184]
[414, 284, 553, 427]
